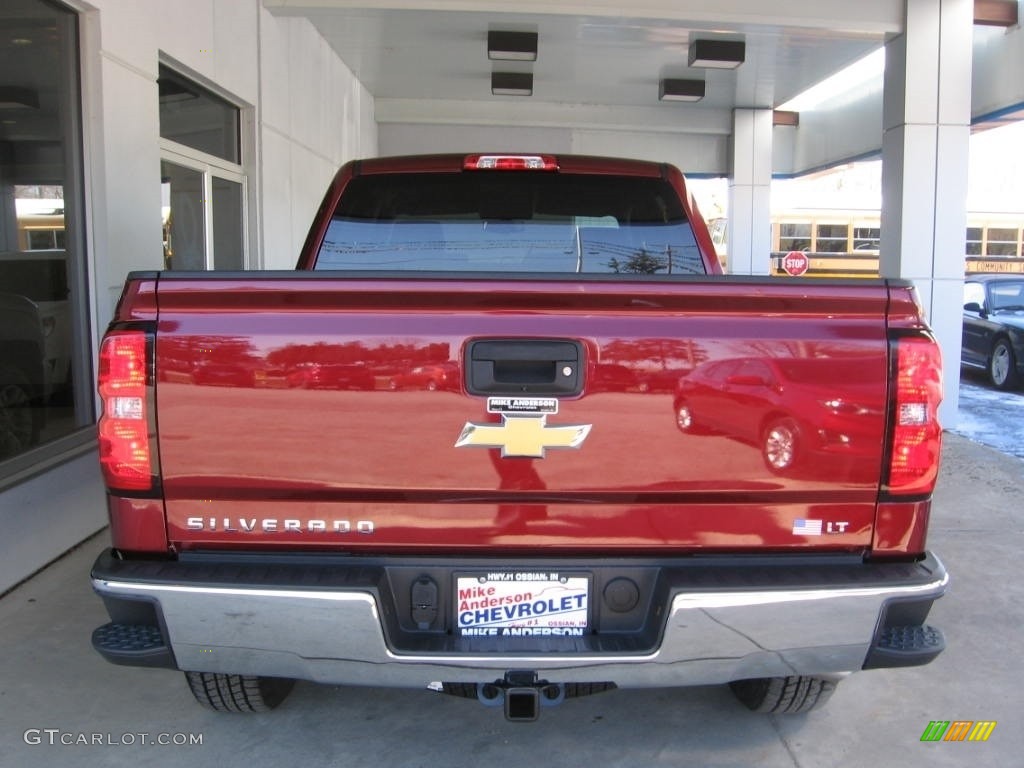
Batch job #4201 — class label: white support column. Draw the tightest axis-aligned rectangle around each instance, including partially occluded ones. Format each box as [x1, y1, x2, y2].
[880, 0, 973, 426]
[728, 108, 773, 275]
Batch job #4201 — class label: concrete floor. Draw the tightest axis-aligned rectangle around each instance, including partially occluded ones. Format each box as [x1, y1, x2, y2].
[0, 431, 1021, 768]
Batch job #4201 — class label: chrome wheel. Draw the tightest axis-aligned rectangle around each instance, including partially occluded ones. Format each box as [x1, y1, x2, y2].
[989, 339, 1019, 390]
[675, 403, 694, 432]
[763, 419, 799, 472]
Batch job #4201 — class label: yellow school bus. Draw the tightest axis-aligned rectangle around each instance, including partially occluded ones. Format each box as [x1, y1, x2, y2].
[769, 209, 1024, 276]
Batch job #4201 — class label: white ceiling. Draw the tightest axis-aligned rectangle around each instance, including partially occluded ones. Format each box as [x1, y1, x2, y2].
[265, 0, 902, 132]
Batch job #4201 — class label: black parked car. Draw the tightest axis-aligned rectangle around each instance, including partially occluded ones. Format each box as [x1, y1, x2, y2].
[962, 274, 1024, 390]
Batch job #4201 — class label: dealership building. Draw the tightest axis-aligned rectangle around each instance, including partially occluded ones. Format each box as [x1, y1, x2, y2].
[1, 0, 1022, 591]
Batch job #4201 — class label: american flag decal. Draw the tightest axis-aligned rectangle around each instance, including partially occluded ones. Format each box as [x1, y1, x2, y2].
[792, 519, 823, 536]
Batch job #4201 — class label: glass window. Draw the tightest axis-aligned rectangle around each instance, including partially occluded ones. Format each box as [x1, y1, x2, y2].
[815, 223, 850, 253]
[158, 67, 246, 270]
[161, 162, 205, 270]
[317, 173, 706, 275]
[26, 229, 59, 250]
[985, 227, 1020, 257]
[963, 282, 985, 308]
[1, 1, 92, 472]
[852, 227, 880, 251]
[212, 178, 244, 270]
[708, 218, 727, 249]
[989, 281, 1024, 311]
[778, 223, 811, 253]
[965, 227, 983, 256]
[740, 359, 774, 385]
[158, 65, 239, 164]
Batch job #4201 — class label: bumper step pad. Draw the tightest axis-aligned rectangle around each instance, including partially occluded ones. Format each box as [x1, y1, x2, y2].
[864, 624, 945, 669]
[91, 623, 176, 669]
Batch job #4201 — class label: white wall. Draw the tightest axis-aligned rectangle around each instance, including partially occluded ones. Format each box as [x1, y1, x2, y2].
[258, 9, 377, 269]
[83, 0, 377, 318]
[378, 123, 728, 176]
[773, 86, 885, 176]
[572, 130, 728, 176]
[0, 454, 106, 594]
[972, 20, 1024, 122]
[378, 123, 573, 156]
[772, 20, 1024, 178]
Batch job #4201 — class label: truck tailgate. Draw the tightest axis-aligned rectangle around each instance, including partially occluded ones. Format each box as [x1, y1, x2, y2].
[153, 274, 892, 553]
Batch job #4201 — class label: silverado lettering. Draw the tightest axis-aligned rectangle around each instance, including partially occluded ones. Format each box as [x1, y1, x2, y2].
[184, 517, 376, 533]
[90, 153, 947, 721]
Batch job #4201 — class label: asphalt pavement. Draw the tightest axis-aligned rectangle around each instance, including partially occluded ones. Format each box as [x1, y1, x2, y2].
[0, 379, 1021, 768]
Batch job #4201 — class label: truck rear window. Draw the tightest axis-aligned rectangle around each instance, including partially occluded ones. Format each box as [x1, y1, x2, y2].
[314, 172, 705, 275]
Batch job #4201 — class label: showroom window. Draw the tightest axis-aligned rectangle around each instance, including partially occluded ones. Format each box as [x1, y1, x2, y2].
[1, 0, 92, 480]
[158, 65, 246, 270]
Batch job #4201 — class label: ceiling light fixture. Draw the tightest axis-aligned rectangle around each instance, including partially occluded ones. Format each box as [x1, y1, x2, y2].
[488, 31, 538, 61]
[659, 79, 705, 103]
[492, 72, 533, 96]
[688, 39, 745, 69]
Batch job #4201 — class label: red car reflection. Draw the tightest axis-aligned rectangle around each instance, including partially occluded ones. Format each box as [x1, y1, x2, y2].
[387, 362, 458, 391]
[672, 357, 885, 474]
[287, 362, 375, 390]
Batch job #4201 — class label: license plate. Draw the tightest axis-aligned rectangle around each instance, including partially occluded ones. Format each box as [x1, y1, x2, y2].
[455, 572, 589, 637]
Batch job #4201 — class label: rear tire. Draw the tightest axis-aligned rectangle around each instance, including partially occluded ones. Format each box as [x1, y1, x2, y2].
[185, 671, 295, 713]
[729, 676, 837, 714]
[989, 338, 1020, 390]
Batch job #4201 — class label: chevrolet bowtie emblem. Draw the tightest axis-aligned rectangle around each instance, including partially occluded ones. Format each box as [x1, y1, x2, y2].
[455, 415, 592, 458]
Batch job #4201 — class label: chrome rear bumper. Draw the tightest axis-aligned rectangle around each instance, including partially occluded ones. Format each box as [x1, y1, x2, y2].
[91, 551, 948, 688]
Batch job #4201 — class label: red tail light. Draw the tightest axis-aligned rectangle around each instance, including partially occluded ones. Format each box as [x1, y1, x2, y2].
[463, 154, 558, 171]
[885, 335, 943, 496]
[98, 330, 154, 492]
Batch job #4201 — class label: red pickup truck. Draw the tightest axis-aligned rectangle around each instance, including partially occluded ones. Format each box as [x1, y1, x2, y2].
[91, 154, 947, 721]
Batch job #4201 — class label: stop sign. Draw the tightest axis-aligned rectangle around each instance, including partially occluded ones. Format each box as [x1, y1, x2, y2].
[782, 250, 809, 276]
